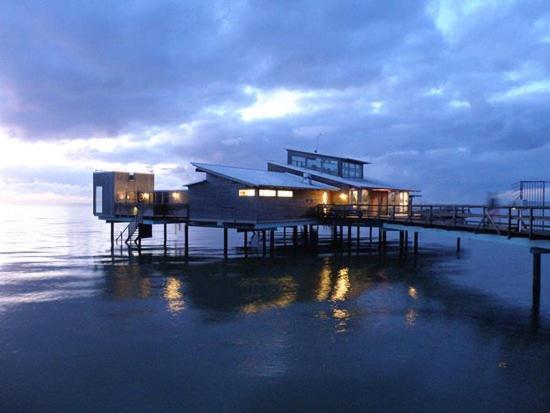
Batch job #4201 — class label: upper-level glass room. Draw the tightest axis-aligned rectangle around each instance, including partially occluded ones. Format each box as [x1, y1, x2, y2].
[286, 149, 368, 179]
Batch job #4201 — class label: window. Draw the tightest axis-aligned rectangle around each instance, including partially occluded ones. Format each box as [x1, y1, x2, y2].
[306, 157, 321, 170]
[117, 191, 126, 202]
[172, 192, 182, 201]
[290, 155, 306, 167]
[320, 159, 338, 175]
[322, 191, 328, 204]
[239, 189, 256, 197]
[277, 190, 293, 198]
[259, 189, 276, 197]
[95, 186, 103, 214]
[342, 162, 362, 178]
[351, 190, 358, 204]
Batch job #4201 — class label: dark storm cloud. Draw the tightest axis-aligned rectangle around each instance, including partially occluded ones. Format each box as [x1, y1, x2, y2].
[1, 0, 549, 202]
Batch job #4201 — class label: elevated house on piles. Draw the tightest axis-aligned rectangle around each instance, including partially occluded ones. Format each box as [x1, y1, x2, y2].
[93, 148, 415, 241]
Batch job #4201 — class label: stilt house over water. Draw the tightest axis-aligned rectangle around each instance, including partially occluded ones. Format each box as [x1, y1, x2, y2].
[93, 148, 414, 229]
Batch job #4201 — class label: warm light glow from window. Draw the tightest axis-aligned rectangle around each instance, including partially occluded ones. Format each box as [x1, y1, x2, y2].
[239, 189, 256, 197]
[322, 191, 328, 204]
[277, 190, 293, 198]
[259, 189, 276, 197]
[339, 193, 348, 201]
[172, 192, 181, 201]
[117, 192, 125, 201]
[142, 192, 150, 201]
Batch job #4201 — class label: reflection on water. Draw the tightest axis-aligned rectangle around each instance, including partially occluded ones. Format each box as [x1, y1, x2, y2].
[331, 267, 350, 301]
[405, 308, 418, 327]
[408, 286, 418, 300]
[1, 205, 550, 411]
[164, 277, 185, 314]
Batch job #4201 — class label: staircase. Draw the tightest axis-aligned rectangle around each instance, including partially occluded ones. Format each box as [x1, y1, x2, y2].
[115, 210, 144, 247]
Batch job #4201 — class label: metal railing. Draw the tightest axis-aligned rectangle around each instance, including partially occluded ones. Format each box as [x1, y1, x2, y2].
[317, 204, 550, 238]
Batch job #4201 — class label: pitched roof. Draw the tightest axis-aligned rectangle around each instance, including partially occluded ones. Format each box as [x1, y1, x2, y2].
[268, 161, 418, 191]
[192, 162, 339, 190]
[286, 148, 371, 164]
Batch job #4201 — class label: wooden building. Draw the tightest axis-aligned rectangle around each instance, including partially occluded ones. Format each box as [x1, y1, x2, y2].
[93, 148, 414, 229]
[93, 171, 187, 221]
[188, 163, 338, 225]
[268, 149, 414, 213]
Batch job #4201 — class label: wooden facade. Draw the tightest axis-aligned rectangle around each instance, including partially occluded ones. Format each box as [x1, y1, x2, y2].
[93, 172, 154, 218]
[93, 148, 413, 227]
[188, 174, 327, 224]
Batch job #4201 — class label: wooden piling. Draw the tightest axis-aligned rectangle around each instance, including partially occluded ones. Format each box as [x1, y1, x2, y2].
[369, 226, 373, 244]
[244, 231, 248, 256]
[533, 252, 541, 306]
[456, 237, 461, 253]
[223, 227, 228, 259]
[413, 232, 419, 254]
[163, 223, 167, 250]
[262, 229, 267, 255]
[184, 224, 189, 257]
[110, 222, 114, 251]
[293, 226, 298, 247]
[356, 225, 360, 250]
[270, 229, 275, 255]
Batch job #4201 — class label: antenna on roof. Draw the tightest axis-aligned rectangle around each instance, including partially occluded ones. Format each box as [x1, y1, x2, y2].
[314, 132, 323, 153]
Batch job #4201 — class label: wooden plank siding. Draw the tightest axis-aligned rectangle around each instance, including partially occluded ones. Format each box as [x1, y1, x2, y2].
[188, 173, 326, 224]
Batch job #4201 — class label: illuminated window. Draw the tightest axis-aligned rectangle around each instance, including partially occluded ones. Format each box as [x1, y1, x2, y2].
[322, 191, 328, 204]
[117, 192, 126, 201]
[95, 186, 103, 214]
[277, 190, 293, 198]
[339, 192, 348, 202]
[259, 189, 276, 197]
[172, 192, 181, 201]
[239, 189, 256, 197]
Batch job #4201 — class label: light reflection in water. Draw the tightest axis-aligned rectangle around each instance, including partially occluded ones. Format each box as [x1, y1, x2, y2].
[408, 286, 418, 300]
[164, 277, 184, 314]
[139, 278, 151, 298]
[405, 308, 418, 327]
[316, 266, 332, 302]
[331, 267, 350, 302]
[240, 276, 297, 314]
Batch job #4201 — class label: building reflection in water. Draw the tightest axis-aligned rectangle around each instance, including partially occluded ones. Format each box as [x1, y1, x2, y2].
[164, 277, 185, 314]
[315, 266, 332, 302]
[240, 276, 297, 314]
[405, 308, 418, 327]
[331, 267, 350, 302]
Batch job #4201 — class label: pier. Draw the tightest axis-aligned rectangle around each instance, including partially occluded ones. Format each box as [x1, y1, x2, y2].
[93, 149, 549, 305]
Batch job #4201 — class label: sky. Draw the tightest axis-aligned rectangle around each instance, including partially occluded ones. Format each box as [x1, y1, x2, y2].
[0, 0, 549, 204]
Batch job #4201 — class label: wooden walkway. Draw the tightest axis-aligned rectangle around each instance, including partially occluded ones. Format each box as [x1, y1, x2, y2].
[317, 204, 550, 240]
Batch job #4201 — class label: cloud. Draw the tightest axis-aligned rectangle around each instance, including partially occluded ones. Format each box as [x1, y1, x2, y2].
[0, 0, 549, 203]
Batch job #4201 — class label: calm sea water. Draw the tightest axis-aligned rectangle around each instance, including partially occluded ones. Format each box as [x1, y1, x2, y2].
[0, 204, 549, 412]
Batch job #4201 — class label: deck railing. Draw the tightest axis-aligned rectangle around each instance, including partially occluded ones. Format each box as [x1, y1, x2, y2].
[317, 204, 550, 238]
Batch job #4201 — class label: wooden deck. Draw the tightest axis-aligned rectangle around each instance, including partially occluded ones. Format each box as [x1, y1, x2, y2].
[317, 204, 550, 240]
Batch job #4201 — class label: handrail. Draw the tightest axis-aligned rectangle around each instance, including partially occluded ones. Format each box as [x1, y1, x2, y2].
[317, 204, 550, 238]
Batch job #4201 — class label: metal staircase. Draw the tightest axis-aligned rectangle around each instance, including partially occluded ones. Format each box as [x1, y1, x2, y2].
[115, 210, 144, 247]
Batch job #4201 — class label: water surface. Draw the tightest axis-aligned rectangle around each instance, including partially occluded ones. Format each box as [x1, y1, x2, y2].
[0, 205, 549, 412]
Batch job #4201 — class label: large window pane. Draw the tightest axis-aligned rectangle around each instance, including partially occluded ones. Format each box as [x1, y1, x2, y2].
[95, 186, 103, 214]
